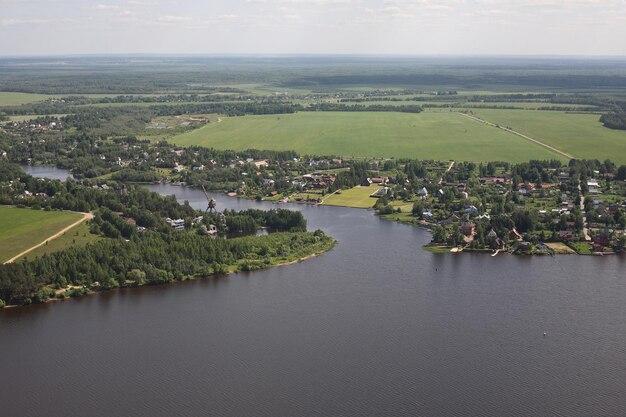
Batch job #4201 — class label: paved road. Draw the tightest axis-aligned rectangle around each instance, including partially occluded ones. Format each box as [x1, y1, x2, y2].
[4, 212, 93, 264]
[456, 112, 575, 160]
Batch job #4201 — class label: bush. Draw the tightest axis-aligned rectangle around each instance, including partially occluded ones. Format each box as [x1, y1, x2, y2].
[0, 299, 5, 308]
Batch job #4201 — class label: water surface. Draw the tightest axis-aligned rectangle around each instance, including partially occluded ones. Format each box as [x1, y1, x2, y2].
[1, 183, 625, 417]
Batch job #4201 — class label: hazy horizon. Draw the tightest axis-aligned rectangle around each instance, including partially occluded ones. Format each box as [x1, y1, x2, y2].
[2, 0, 626, 57]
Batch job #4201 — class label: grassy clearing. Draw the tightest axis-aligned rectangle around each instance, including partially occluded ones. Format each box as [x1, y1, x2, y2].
[545, 242, 576, 254]
[0, 206, 84, 263]
[568, 241, 593, 255]
[0, 92, 51, 106]
[171, 111, 563, 162]
[5, 114, 69, 123]
[321, 186, 380, 208]
[469, 109, 626, 164]
[17, 221, 101, 261]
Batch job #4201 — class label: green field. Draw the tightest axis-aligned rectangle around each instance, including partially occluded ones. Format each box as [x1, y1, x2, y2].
[0, 207, 84, 263]
[0, 92, 52, 106]
[171, 111, 564, 162]
[470, 109, 626, 164]
[17, 221, 101, 262]
[321, 186, 380, 208]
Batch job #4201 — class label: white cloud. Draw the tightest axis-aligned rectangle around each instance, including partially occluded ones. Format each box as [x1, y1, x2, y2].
[157, 15, 193, 22]
[96, 4, 120, 10]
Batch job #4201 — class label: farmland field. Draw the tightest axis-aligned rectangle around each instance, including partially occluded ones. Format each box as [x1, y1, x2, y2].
[470, 109, 626, 164]
[320, 186, 381, 208]
[0, 207, 84, 263]
[171, 111, 564, 162]
[0, 92, 51, 106]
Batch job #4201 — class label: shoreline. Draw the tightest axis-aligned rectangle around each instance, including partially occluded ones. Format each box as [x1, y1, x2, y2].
[1, 238, 336, 310]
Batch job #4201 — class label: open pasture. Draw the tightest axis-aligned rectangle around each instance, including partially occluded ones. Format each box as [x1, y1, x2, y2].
[321, 186, 381, 208]
[0, 92, 52, 106]
[17, 221, 101, 261]
[470, 109, 626, 164]
[0, 207, 84, 263]
[171, 111, 563, 162]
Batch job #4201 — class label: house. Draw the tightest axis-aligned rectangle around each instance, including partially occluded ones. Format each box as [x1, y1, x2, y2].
[460, 222, 476, 237]
[166, 218, 185, 231]
[370, 177, 387, 185]
[592, 231, 611, 248]
[558, 230, 575, 241]
[480, 176, 510, 185]
[464, 205, 478, 214]
[361, 178, 373, 187]
[254, 160, 269, 168]
[422, 210, 433, 220]
[417, 187, 428, 197]
[441, 214, 461, 225]
[375, 187, 392, 196]
[587, 179, 600, 194]
[509, 227, 523, 241]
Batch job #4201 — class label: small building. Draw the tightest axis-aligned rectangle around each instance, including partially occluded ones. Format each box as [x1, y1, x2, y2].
[166, 218, 185, 231]
[592, 231, 611, 248]
[460, 222, 476, 237]
[509, 227, 523, 241]
[587, 179, 601, 194]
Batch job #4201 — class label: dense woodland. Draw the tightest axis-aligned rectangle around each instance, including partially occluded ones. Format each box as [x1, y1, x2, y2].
[0, 229, 332, 306]
[0, 161, 330, 306]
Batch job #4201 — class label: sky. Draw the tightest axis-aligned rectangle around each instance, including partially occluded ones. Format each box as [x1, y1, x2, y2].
[1, 0, 626, 56]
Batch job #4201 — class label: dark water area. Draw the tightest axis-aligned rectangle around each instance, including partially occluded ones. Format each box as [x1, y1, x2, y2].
[20, 165, 73, 181]
[1, 183, 625, 417]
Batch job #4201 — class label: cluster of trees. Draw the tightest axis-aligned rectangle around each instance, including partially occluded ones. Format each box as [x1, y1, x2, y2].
[0, 229, 332, 306]
[306, 103, 423, 113]
[600, 111, 626, 131]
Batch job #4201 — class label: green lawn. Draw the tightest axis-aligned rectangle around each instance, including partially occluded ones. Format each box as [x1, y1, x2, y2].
[17, 221, 101, 262]
[0, 92, 52, 106]
[171, 111, 563, 162]
[321, 186, 381, 208]
[469, 109, 626, 164]
[0, 206, 84, 263]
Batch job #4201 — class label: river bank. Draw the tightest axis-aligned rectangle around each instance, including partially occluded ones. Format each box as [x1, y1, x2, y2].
[2, 234, 336, 309]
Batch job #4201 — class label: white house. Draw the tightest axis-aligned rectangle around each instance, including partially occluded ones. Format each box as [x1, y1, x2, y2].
[587, 179, 600, 194]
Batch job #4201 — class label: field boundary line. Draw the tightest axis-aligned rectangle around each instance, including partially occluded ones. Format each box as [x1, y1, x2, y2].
[4, 212, 93, 264]
[455, 112, 575, 160]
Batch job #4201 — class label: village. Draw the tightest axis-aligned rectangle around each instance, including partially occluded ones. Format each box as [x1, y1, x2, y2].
[2, 129, 626, 256]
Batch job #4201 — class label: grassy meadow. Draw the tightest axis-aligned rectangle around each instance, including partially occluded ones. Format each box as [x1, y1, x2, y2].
[171, 111, 564, 162]
[321, 186, 381, 208]
[17, 221, 101, 262]
[0, 207, 84, 263]
[470, 109, 626, 164]
[0, 92, 51, 106]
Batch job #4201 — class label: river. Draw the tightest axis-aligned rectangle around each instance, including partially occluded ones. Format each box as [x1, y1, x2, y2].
[1, 173, 625, 416]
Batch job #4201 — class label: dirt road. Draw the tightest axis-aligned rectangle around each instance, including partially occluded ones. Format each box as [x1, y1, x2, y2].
[4, 212, 93, 264]
[456, 112, 575, 160]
